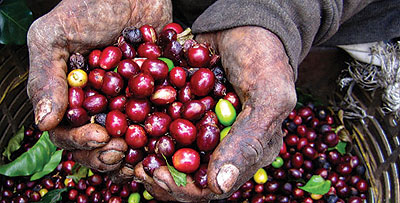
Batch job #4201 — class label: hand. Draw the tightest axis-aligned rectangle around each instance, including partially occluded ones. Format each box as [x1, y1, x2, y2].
[27, 0, 172, 171]
[134, 26, 297, 202]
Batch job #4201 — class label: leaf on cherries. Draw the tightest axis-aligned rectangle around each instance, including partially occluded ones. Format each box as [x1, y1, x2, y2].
[299, 175, 331, 195]
[0, 131, 57, 177]
[37, 188, 68, 203]
[328, 141, 347, 155]
[31, 149, 64, 181]
[67, 163, 89, 183]
[162, 155, 187, 187]
[2, 126, 24, 161]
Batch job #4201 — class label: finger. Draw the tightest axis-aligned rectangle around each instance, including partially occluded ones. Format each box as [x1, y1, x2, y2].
[109, 163, 135, 184]
[207, 123, 283, 194]
[49, 123, 110, 150]
[27, 0, 172, 131]
[134, 163, 176, 202]
[152, 166, 215, 202]
[72, 137, 128, 172]
[201, 26, 297, 194]
[27, 18, 69, 131]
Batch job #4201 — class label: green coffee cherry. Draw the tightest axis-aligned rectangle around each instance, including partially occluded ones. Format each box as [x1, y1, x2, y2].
[271, 156, 284, 168]
[220, 126, 232, 141]
[128, 193, 141, 203]
[143, 190, 154, 200]
[215, 99, 236, 126]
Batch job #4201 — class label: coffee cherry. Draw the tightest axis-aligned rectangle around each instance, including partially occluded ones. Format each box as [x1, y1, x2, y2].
[155, 136, 175, 157]
[169, 118, 197, 146]
[150, 85, 177, 106]
[99, 46, 122, 70]
[83, 94, 108, 114]
[196, 124, 220, 151]
[141, 59, 169, 81]
[88, 50, 102, 68]
[101, 71, 124, 97]
[167, 101, 183, 120]
[125, 124, 148, 148]
[109, 95, 127, 112]
[137, 42, 161, 59]
[68, 69, 88, 87]
[173, 148, 200, 173]
[117, 59, 140, 79]
[105, 110, 128, 137]
[142, 154, 166, 176]
[194, 164, 208, 189]
[139, 24, 157, 43]
[253, 168, 268, 184]
[162, 22, 184, 34]
[187, 44, 211, 68]
[125, 98, 151, 123]
[181, 100, 206, 121]
[144, 112, 171, 137]
[169, 67, 187, 88]
[128, 73, 155, 98]
[125, 148, 144, 166]
[190, 68, 215, 96]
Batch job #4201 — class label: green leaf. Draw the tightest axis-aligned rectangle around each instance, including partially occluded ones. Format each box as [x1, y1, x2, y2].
[0, 131, 57, 177]
[158, 57, 175, 72]
[299, 175, 331, 195]
[67, 163, 89, 183]
[30, 149, 64, 181]
[37, 188, 68, 203]
[162, 155, 187, 186]
[328, 141, 347, 155]
[3, 126, 24, 161]
[0, 0, 33, 44]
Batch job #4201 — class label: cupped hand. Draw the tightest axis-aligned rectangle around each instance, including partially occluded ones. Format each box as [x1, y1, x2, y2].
[134, 26, 297, 202]
[27, 0, 172, 172]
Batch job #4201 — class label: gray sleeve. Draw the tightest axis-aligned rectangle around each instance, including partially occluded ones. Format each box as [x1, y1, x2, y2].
[191, 0, 378, 71]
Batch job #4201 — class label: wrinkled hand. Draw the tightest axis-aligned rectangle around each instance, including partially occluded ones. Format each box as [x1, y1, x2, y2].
[27, 0, 172, 172]
[134, 26, 297, 202]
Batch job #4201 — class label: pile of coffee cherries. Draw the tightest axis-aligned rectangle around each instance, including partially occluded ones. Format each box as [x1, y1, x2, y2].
[65, 23, 240, 184]
[222, 104, 369, 203]
[0, 22, 370, 202]
[0, 127, 154, 203]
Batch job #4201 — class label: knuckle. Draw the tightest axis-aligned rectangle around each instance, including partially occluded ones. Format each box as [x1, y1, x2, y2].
[239, 136, 264, 166]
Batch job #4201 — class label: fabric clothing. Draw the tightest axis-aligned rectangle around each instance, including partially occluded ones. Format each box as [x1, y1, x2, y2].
[172, 0, 400, 73]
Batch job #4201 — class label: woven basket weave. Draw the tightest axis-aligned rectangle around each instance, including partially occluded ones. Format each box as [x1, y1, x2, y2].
[0, 44, 32, 166]
[298, 46, 400, 203]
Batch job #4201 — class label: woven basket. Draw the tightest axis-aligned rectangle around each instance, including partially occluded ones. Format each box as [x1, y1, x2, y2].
[0, 44, 32, 166]
[298, 46, 400, 203]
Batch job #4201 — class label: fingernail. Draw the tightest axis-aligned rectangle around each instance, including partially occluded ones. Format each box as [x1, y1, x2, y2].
[99, 150, 124, 165]
[35, 98, 52, 125]
[216, 164, 239, 193]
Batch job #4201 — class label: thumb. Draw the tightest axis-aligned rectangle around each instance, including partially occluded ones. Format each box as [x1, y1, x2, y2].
[206, 104, 284, 194]
[198, 26, 297, 194]
[27, 0, 173, 131]
[27, 17, 69, 131]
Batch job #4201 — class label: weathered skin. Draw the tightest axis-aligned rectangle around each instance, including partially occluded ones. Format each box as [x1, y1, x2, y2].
[72, 137, 128, 172]
[27, 0, 172, 131]
[50, 123, 109, 150]
[133, 26, 297, 202]
[27, 0, 171, 177]
[27, 0, 296, 201]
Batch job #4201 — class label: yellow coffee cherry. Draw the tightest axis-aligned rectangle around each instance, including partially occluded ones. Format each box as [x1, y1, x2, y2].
[253, 168, 268, 184]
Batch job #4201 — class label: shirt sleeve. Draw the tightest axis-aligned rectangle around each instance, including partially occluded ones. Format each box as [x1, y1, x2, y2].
[191, 0, 378, 73]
